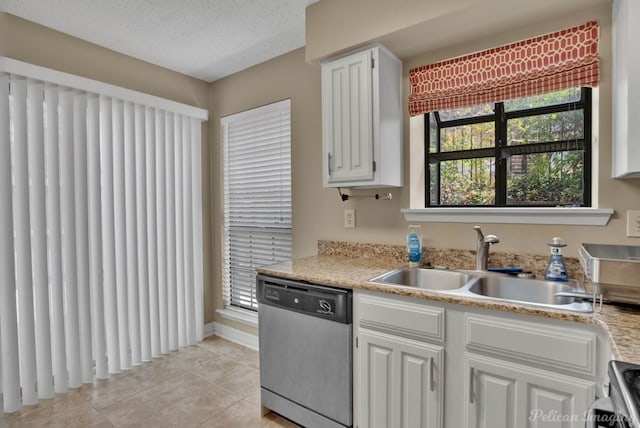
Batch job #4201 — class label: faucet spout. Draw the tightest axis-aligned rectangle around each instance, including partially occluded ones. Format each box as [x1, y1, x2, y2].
[473, 226, 500, 271]
[473, 225, 484, 242]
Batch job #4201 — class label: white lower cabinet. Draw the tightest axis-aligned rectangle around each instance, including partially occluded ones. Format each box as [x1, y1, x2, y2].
[465, 354, 595, 428]
[358, 329, 444, 428]
[353, 290, 610, 428]
[354, 291, 445, 428]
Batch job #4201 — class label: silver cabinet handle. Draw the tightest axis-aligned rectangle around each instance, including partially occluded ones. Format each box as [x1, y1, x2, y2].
[429, 357, 435, 392]
[327, 152, 332, 176]
[469, 366, 475, 404]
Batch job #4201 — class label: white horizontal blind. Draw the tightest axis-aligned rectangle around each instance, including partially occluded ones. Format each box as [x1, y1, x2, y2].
[0, 66, 205, 413]
[222, 100, 292, 311]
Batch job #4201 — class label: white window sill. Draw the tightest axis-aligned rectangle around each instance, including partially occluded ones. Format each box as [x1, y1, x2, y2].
[217, 307, 258, 328]
[401, 207, 614, 226]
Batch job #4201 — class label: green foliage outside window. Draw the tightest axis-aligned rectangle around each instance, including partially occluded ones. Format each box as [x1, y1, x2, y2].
[426, 88, 591, 207]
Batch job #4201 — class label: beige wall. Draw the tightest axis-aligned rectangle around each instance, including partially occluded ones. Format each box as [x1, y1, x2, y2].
[305, 0, 466, 62]
[208, 48, 323, 334]
[210, 1, 640, 334]
[5, 3, 640, 335]
[299, 1, 640, 258]
[0, 13, 209, 108]
[305, 0, 611, 63]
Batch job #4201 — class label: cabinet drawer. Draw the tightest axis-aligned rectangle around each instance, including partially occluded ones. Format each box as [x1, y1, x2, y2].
[465, 314, 597, 376]
[357, 293, 444, 342]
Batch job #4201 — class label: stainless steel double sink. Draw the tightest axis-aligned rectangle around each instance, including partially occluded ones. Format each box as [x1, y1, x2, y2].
[369, 267, 593, 312]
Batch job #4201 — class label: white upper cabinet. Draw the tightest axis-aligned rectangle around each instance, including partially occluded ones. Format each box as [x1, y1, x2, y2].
[612, 0, 640, 178]
[321, 44, 403, 188]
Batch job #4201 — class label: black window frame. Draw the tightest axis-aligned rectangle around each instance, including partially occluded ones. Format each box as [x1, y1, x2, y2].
[425, 87, 592, 207]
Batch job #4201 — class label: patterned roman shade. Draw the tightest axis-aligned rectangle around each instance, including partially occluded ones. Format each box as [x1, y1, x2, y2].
[409, 21, 599, 116]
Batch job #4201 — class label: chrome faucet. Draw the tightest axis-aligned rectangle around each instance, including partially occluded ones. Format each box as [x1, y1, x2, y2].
[474, 226, 500, 271]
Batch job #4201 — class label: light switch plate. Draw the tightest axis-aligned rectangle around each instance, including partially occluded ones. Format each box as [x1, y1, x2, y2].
[627, 210, 640, 237]
[344, 209, 355, 229]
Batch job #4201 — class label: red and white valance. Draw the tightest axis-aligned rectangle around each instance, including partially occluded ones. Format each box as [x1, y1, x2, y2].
[408, 21, 599, 116]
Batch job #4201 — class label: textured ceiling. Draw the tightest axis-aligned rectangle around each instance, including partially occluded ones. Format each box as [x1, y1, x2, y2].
[0, 0, 315, 82]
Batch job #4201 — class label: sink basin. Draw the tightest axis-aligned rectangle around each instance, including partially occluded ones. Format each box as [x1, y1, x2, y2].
[369, 267, 472, 291]
[465, 275, 594, 311]
[468, 276, 581, 305]
[369, 267, 593, 312]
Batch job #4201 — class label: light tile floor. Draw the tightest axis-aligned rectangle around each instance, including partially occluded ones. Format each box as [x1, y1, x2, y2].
[0, 336, 300, 428]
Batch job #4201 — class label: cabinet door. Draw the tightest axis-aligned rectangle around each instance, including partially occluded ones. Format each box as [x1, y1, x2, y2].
[322, 49, 374, 184]
[358, 329, 444, 428]
[465, 354, 595, 428]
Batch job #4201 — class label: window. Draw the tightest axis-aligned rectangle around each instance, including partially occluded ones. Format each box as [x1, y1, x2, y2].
[222, 100, 292, 312]
[425, 87, 591, 207]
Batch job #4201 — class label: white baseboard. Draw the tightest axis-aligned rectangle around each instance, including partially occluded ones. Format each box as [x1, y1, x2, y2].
[203, 322, 216, 338]
[208, 321, 259, 351]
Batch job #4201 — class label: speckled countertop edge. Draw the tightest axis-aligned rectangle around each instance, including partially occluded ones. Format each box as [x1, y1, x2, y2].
[257, 254, 640, 365]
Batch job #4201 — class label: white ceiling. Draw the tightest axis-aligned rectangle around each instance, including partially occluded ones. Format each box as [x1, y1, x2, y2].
[0, 0, 315, 82]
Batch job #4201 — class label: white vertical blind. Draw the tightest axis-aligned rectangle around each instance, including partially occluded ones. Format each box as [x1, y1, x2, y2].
[73, 92, 94, 384]
[123, 101, 140, 366]
[156, 111, 169, 355]
[27, 79, 54, 399]
[174, 116, 186, 347]
[183, 119, 196, 345]
[191, 119, 204, 340]
[0, 60, 206, 413]
[87, 94, 108, 379]
[44, 83, 68, 394]
[222, 99, 292, 311]
[112, 99, 130, 371]
[1, 74, 21, 412]
[59, 87, 82, 388]
[12, 77, 38, 406]
[100, 94, 120, 374]
[146, 109, 161, 358]
[165, 114, 178, 350]
[135, 105, 151, 362]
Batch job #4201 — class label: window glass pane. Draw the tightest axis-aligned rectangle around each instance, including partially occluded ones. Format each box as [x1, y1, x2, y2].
[504, 87, 581, 112]
[438, 103, 493, 121]
[440, 122, 494, 151]
[428, 113, 438, 153]
[429, 165, 438, 205]
[506, 151, 584, 206]
[437, 158, 495, 205]
[507, 110, 584, 145]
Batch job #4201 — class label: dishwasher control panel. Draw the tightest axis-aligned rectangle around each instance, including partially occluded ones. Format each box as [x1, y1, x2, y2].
[257, 275, 352, 324]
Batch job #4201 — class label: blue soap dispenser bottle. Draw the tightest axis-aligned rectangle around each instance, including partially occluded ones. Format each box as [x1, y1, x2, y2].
[544, 237, 568, 282]
[407, 225, 422, 267]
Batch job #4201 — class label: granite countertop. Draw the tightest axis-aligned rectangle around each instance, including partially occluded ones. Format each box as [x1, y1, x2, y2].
[257, 254, 640, 365]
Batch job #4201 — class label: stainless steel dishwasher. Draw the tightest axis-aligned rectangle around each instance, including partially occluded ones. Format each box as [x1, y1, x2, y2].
[257, 274, 353, 428]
